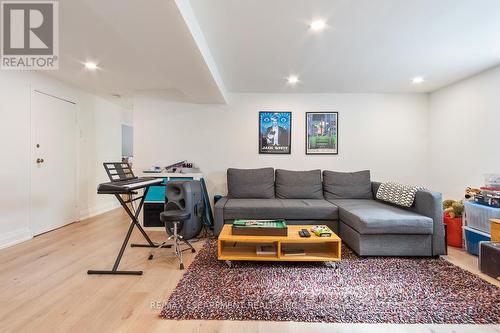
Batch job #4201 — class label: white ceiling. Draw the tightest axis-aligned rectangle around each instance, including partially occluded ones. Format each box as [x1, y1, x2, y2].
[43, 0, 226, 104]
[41, 0, 500, 103]
[189, 0, 500, 93]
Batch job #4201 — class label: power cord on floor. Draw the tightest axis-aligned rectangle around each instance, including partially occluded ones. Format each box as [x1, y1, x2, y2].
[189, 224, 216, 243]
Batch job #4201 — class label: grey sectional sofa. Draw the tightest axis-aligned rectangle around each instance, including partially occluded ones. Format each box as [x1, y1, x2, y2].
[214, 168, 446, 257]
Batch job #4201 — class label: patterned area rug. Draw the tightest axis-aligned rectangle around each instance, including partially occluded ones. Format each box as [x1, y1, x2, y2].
[160, 240, 500, 324]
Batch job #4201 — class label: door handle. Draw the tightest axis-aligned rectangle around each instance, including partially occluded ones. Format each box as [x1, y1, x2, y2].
[36, 158, 45, 164]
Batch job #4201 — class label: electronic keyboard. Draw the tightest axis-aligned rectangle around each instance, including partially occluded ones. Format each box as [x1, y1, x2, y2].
[97, 177, 163, 194]
[90, 162, 164, 276]
[97, 162, 164, 194]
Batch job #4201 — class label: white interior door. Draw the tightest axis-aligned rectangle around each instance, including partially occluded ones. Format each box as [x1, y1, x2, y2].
[30, 90, 77, 236]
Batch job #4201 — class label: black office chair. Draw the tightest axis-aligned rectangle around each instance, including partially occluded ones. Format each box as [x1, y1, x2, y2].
[148, 202, 196, 270]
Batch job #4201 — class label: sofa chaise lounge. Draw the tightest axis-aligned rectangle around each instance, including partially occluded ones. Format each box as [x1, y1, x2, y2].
[214, 168, 446, 257]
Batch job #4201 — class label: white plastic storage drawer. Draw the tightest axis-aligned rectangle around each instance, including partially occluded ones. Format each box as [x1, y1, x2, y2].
[464, 201, 500, 233]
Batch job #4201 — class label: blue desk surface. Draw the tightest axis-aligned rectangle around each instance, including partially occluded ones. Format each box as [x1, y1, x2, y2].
[145, 177, 195, 203]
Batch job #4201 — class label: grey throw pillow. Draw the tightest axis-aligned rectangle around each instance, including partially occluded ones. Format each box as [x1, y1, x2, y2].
[227, 167, 275, 198]
[275, 169, 323, 199]
[323, 170, 373, 199]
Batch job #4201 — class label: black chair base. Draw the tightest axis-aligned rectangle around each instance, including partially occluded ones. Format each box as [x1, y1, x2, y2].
[87, 270, 143, 275]
[149, 220, 196, 270]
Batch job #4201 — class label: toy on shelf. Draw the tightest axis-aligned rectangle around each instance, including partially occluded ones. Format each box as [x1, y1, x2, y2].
[465, 187, 481, 200]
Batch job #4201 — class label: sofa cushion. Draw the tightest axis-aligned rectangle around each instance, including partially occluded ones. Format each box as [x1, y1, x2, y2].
[227, 167, 275, 199]
[330, 199, 433, 235]
[323, 170, 373, 199]
[275, 169, 323, 199]
[223, 199, 338, 220]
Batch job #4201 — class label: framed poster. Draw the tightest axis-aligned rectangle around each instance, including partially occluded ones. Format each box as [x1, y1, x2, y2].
[306, 112, 338, 155]
[259, 111, 292, 154]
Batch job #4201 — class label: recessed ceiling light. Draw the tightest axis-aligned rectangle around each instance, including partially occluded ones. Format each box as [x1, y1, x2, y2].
[287, 75, 299, 84]
[412, 76, 424, 84]
[84, 62, 98, 70]
[310, 19, 326, 31]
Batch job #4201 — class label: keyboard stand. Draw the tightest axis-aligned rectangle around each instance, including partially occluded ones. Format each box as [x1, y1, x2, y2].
[88, 187, 164, 275]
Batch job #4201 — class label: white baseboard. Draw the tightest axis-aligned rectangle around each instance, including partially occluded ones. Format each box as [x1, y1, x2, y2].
[0, 204, 120, 250]
[0, 227, 33, 250]
[79, 202, 121, 221]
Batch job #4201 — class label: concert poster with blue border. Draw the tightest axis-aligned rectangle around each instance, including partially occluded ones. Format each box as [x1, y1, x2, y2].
[259, 111, 292, 154]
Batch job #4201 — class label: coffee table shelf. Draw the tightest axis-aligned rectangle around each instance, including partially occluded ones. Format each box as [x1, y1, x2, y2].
[217, 225, 341, 263]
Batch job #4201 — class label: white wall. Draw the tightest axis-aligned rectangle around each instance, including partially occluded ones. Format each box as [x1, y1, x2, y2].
[134, 92, 429, 199]
[78, 95, 126, 219]
[8, 63, 496, 248]
[0, 71, 33, 248]
[0, 71, 126, 248]
[429, 65, 500, 199]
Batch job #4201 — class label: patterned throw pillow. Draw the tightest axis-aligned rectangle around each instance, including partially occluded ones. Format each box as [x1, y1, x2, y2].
[376, 182, 426, 207]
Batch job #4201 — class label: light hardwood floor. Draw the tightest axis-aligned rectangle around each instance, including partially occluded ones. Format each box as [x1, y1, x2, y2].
[0, 209, 498, 333]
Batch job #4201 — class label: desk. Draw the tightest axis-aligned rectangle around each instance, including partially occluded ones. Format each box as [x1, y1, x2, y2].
[137, 172, 204, 231]
[138, 172, 203, 180]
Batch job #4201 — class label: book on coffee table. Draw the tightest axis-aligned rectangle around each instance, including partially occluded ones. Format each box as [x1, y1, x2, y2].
[256, 245, 277, 255]
[282, 248, 306, 256]
[311, 225, 333, 237]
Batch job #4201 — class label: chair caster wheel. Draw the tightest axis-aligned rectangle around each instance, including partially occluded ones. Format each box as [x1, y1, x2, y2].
[148, 254, 153, 260]
[191, 249, 196, 253]
[180, 263, 185, 270]
[325, 261, 338, 269]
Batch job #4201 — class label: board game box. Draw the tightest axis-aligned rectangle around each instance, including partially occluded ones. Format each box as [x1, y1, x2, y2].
[231, 219, 288, 236]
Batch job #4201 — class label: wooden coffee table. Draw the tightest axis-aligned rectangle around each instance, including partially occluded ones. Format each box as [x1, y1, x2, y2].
[217, 224, 341, 268]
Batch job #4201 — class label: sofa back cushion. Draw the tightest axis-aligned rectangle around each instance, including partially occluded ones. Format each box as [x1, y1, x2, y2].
[323, 170, 373, 199]
[275, 169, 323, 199]
[227, 167, 275, 199]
